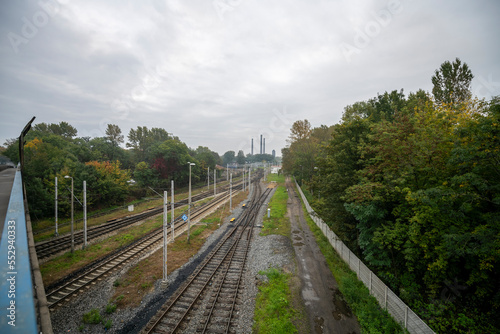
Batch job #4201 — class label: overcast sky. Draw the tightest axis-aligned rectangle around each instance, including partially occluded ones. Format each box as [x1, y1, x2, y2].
[1, 0, 499, 156]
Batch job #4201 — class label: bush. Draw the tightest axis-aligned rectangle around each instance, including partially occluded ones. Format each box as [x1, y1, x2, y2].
[82, 309, 101, 324]
[103, 319, 112, 330]
[105, 303, 117, 314]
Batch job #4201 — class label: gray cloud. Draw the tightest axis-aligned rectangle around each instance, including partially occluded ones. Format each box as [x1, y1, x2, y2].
[1, 0, 499, 155]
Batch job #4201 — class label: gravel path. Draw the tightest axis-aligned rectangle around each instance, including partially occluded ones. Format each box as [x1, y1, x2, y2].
[50, 182, 297, 333]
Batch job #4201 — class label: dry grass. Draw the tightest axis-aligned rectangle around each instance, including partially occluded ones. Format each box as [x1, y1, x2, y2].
[110, 190, 249, 309]
[40, 196, 216, 287]
[41, 213, 166, 287]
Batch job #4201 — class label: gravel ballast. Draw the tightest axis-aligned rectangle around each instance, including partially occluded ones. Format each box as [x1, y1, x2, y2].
[50, 181, 297, 333]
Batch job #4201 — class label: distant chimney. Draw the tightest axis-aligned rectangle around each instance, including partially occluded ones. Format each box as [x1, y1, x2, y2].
[260, 135, 263, 154]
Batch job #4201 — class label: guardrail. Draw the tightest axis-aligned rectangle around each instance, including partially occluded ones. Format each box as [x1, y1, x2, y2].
[0, 169, 43, 333]
[294, 180, 435, 334]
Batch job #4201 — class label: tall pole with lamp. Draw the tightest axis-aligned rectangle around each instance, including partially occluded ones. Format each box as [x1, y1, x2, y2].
[187, 162, 195, 243]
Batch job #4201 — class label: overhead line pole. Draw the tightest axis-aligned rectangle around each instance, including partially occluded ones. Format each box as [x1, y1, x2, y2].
[162, 190, 168, 286]
[230, 173, 232, 212]
[55, 176, 58, 236]
[83, 180, 87, 249]
[171, 180, 174, 240]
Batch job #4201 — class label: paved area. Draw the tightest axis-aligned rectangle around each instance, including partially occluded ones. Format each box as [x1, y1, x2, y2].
[0, 167, 17, 233]
[287, 178, 360, 334]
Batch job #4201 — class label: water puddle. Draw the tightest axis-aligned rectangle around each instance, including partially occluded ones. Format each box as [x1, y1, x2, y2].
[314, 316, 324, 334]
[332, 289, 353, 320]
[293, 242, 304, 247]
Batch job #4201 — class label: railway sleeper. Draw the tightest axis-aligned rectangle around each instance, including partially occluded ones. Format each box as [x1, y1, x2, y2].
[205, 303, 233, 312]
[202, 309, 240, 319]
[198, 322, 234, 333]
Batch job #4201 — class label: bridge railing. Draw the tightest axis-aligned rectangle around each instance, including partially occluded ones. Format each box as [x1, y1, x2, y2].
[294, 180, 435, 334]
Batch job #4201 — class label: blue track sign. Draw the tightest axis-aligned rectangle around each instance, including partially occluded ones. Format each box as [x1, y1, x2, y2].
[182, 214, 188, 221]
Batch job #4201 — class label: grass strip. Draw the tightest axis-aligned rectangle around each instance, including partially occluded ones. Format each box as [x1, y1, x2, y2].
[296, 186, 406, 334]
[260, 174, 290, 238]
[253, 268, 298, 334]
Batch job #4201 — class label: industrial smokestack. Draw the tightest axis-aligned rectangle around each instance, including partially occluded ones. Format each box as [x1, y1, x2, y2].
[263, 138, 265, 154]
[260, 134, 263, 154]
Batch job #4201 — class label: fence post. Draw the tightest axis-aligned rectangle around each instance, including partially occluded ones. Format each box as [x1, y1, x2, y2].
[369, 271, 373, 294]
[405, 306, 408, 329]
[384, 285, 388, 310]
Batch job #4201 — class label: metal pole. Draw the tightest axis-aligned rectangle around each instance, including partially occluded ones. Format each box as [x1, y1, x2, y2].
[171, 180, 174, 240]
[83, 180, 87, 249]
[188, 163, 192, 242]
[248, 167, 251, 193]
[70, 177, 74, 253]
[230, 173, 232, 212]
[243, 168, 245, 192]
[214, 169, 216, 196]
[163, 190, 168, 284]
[207, 166, 210, 190]
[55, 176, 58, 236]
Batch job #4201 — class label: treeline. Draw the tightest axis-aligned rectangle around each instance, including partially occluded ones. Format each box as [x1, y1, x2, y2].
[283, 58, 499, 333]
[1, 123, 273, 221]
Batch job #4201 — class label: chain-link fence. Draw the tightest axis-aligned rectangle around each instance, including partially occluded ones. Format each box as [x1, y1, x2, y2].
[295, 180, 435, 334]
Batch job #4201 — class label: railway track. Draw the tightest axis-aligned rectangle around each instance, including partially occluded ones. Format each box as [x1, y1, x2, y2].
[141, 177, 271, 334]
[36, 180, 246, 260]
[45, 188, 240, 310]
[33, 175, 240, 236]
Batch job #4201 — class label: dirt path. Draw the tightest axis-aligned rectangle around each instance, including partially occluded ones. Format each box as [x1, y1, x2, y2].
[286, 178, 360, 334]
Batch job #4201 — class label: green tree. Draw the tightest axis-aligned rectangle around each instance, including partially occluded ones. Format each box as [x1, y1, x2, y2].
[149, 139, 197, 186]
[432, 57, 474, 105]
[127, 126, 150, 162]
[236, 150, 245, 165]
[33, 121, 78, 139]
[222, 151, 235, 166]
[105, 124, 124, 160]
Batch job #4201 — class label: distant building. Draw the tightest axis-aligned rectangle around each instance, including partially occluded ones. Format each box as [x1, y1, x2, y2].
[272, 149, 276, 158]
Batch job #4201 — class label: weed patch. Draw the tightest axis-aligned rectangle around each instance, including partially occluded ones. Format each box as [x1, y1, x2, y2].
[82, 308, 101, 324]
[253, 268, 298, 333]
[261, 186, 290, 237]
